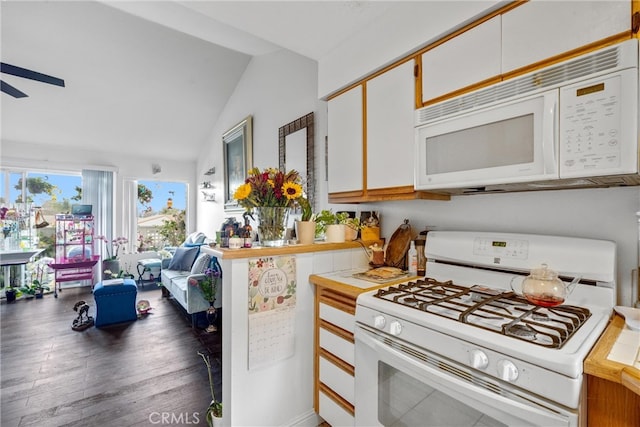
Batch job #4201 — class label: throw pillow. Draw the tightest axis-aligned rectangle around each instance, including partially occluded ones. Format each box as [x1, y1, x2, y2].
[167, 246, 199, 271]
[185, 231, 206, 245]
[191, 253, 211, 275]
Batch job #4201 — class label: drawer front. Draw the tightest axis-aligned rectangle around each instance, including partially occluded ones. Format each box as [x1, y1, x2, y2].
[319, 302, 354, 333]
[319, 391, 355, 427]
[320, 328, 354, 366]
[320, 356, 355, 405]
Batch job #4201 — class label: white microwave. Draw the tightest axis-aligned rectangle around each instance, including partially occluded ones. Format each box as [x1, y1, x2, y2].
[415, 39, 639, 194]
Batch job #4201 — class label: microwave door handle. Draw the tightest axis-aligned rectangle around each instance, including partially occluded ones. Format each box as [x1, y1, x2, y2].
[542, 94, 558, 175]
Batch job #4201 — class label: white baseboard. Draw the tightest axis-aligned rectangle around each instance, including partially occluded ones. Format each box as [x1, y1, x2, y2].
[285, 409, 322, 427]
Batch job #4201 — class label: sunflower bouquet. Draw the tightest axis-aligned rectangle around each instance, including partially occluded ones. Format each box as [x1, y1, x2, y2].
[233, 167, 304, 209]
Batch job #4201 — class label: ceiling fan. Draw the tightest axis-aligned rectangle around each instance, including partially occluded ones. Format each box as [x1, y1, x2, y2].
[1, 62, 65, 98]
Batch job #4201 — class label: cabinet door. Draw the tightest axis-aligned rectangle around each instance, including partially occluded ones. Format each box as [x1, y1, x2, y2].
[502, 1, 630, 73]
[367, 61, 415, 189]
[422, 15, 501, 103]
[327, 85, 363, 194]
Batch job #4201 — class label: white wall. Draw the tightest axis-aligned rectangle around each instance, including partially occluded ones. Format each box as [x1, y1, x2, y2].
[195, 49, 324, 238]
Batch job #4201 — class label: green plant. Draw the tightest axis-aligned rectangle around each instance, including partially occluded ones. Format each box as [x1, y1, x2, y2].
[343, 217, 362, 231]
[103, 269, 134, 279]
[314, 210, 349, 235]
[158, 210, 186, 247]
[198, 351, 222, 420]
[188, 267, 221, 303]
[4, 285, 21, 298]
[298, 197, 313, 222]
[19, 279, 50, 296]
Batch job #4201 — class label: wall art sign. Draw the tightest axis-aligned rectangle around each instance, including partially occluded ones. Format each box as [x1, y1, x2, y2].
[247, 255, 296, 370]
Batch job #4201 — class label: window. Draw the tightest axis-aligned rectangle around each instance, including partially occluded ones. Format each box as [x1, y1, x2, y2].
[1, 169, 82, 257]
[136, 180, 187, 251]
[0, 169, 82, 289]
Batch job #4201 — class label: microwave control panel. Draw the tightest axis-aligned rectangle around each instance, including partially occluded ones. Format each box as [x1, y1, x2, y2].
[560, 72, 626, 174]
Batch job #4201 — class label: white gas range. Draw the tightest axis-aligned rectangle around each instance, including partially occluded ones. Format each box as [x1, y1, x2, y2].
[355, 231, 616, 427]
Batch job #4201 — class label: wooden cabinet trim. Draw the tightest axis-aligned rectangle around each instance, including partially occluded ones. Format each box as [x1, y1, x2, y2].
[319, 383, 355, 416]
[587, 374, 640, 426]
[320, 349, 355, 376]
[319, 292, 357, 315]
[320, 319, 355, 343]
[329, 190, 450, 203]
[327, 190, 365, 199]
[585, 314, 640, 393]
[634, 0, 640, 34]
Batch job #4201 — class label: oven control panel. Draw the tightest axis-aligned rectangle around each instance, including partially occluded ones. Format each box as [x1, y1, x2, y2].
[473, 237, 529, 260]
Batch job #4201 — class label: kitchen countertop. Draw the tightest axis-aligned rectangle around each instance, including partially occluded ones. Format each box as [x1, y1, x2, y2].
[309, 269, 421, 297]
[209, 239, 383, 260]
[584, 314, 640, 396]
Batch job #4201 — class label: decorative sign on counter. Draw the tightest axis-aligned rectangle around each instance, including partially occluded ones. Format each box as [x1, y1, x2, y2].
[247, 255, 296, 370]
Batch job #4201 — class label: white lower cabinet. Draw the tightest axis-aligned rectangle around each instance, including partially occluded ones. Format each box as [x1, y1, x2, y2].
[320, 356, 355, 405]
[319, 302, 355, 333]
[320, 328, 355, 366]
[315, 287, 358, 426]
[319, 392, 355, 427]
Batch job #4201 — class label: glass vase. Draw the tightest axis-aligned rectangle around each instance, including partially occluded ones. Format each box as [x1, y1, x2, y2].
[254, 207, 290, 247]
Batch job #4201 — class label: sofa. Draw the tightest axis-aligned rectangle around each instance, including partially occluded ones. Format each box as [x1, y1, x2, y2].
[160, 234, 221, 317]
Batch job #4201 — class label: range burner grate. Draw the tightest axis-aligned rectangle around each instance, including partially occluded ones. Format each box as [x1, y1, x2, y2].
[374, 278, 591, 349]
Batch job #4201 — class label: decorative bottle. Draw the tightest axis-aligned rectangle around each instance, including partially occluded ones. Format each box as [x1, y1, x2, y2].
[407, 241, 418, 275]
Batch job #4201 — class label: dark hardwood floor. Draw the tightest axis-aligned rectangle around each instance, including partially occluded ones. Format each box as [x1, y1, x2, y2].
[1, 284, 221, 427]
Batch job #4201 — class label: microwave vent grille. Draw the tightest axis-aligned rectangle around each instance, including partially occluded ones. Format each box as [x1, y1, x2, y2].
[418, 44, 622, 124]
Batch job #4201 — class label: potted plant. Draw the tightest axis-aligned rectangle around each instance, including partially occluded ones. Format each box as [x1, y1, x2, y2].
[4, 285, 20, 303]
[198, 351, 222, 427]
[96, 235, 128, 275]
[361, 212, 381, 241]
[19, 279, 50, 299]
[294, 197, 316, 245]
[315, 210, 349, 243]
[343, 217, 362, 241]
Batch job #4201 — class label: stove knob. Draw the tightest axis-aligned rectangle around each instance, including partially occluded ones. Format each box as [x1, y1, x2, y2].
[497, 360, 519, 382]
[389, 320, 403, 336]
[373, 315, 386, 329]
[469, 349, 489, 370]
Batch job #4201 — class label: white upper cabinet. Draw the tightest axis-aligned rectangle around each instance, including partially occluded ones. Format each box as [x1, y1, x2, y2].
[422, 15, 502, 103]
[327, 85, 363, 194]
[502, 1, 631, 73]
[367, 61, 415, 189]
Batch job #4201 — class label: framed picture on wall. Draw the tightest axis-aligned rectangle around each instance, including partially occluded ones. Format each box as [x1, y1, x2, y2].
[223, 115, 253, 210]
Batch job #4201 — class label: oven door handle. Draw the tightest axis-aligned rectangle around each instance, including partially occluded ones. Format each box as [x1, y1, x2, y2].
[355, 325, 572, 427]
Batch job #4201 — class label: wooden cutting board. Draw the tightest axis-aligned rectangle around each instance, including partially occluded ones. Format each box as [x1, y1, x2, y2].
[385, 219, 413, 269]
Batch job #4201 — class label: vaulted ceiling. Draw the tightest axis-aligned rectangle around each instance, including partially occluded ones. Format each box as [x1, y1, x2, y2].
[0, 1, 396, 162]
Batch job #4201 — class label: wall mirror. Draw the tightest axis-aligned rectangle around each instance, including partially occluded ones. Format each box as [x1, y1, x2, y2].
[279, 112, 314, 211]
[223, 115, 253, 210]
